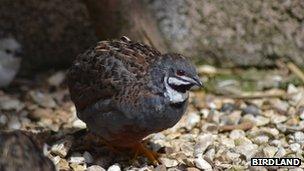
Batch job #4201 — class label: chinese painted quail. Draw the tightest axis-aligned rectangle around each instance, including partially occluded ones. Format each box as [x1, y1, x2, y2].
[67, 37, 202, 164]
[0, 131, 55, 171]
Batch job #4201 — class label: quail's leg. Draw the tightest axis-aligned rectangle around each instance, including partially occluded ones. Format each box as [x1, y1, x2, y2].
[132, 142, 160, 165]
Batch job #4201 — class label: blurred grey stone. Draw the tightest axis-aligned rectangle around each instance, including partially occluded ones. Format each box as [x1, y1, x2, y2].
[253, 135, 269, 145]
[107, 164, 121, 171]
[263, 146, 278, 158]
[51, 136, 73, 158]
[294, 131, 304, 144]
[194, 133, 214, 157]
[29, 91, 56, 108]
[229, 130, 245, 139]
[194, 156, 212, 170]
[242, 105, 260, 116]
[159, 157, 178, 167]
[290, 143, 301, 152]
[0, 38, 21, 87]
[83, 151, 93, 164]
[87, 165, 106, 171]
[221, 103, 236, 113]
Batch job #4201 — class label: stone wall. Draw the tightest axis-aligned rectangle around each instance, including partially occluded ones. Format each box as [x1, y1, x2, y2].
[0, 0, 97, 73]
[1, 0, 303, 73]
[145, 0, 304, 67]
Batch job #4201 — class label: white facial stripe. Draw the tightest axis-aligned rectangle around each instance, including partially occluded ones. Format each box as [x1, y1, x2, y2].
[179, 76, 196, 84]
[168, 77, 191, 86]
[164, 76, 189, 103]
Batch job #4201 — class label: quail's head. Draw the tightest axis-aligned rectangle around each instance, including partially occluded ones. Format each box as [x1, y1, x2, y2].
[152, 53, 202, 104]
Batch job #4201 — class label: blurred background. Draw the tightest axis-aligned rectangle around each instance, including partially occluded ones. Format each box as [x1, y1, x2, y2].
[1, 0, 303, 74]
[1, 0, 304, 170]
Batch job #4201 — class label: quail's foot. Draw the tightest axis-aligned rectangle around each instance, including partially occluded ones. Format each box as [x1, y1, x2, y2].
[131, 142, 160, 165]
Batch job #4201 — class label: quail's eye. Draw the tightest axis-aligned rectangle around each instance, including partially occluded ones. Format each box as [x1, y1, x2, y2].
[5, 49, 12, 54]
[176, 70, 185, 76]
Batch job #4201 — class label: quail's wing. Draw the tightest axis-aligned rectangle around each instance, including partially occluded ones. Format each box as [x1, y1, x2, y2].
[67, 39, 161, 112]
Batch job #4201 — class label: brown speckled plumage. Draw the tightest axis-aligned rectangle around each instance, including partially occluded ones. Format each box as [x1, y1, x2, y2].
[68, 38, 161, 111]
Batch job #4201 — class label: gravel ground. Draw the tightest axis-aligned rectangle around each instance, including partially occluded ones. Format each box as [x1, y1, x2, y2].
[0, 66, 304, 171]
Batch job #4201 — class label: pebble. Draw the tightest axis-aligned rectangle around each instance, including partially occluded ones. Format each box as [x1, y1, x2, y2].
[294, 131, 304, 144]
[289, 168, 304, 171]
[271, 99, 289, 113]
[180, 142, 194, 157]
[255, 116, 270, 126]
[220, 111, 241, 125]
[221, 103, 236, 113]
[274, 147, 286, 158]
[249, 166, 268, 171]
[58, 158, 70, 170]
[0, 114, 7, 125]
[204, 148, 215, 161]
[194, 156, 212, 170]
[270, 114, 287, 124]
[270, 140, 282, 147]
[300, 110, 304, 120]
[220, 136, 235, 148]
[107, 164, 121, 171]
[198, 65, 217, 75]
[29, 108, 53, 120]
[87, 165, 106, 171]
[7, 116, 21, 130]
[253, 135, 269, 145]
[51, 136, 73, 157]
[83, 151, 94, 164]
[194, 133, 214, 157]
[242, 105, 260, 116]
[72, 119, 87, 129]
[185, 112, 200, 130]
[0, 96, 24, 111]
[225, 151, 240, 162]
[70, 163, 86, 171]
[229, 129, 245, 139]
[287, 84, 298, 94]
[260, 127, 279, 137]
[48, 71, 66, 87]
[241, 114, 256, 124]
[154, 164, 166, 171]
[51, 155, 61, 165]
[290, 143, 301, 152]
[69, 156, 85, 164]
[235, 138, 258, 159]
[263, 146, 278, 157]
[159, 158, 178, 167]
[186, 167, 201, 171]
[29, 91, 56, 108]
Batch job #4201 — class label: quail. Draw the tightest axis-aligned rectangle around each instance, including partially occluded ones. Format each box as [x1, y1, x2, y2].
[0, 131, 55, 171]
[67, 37, 202, 164]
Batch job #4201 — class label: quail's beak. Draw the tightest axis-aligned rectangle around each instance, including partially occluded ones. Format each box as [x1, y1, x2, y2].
[192, 75, 203, 87]
[175, 75, 203, 88]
